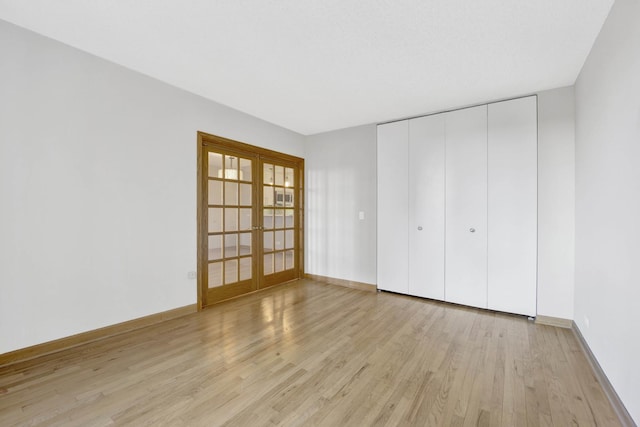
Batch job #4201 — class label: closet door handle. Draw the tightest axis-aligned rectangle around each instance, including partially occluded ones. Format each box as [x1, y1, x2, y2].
[417, 226, 423, 231]
[469, 228, 476, 233]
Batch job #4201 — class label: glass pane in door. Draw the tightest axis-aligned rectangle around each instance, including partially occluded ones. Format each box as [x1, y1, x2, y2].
[239, 158, 252, 182]
[264, 253, 274, 275]
[285, 250, 295, 270]
[239, 257, 252, 281]
[208, 235, 223, 260]
[208, 262, 223, 288]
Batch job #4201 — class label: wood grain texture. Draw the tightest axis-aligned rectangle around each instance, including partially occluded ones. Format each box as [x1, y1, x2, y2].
[0, 280, 621, 426]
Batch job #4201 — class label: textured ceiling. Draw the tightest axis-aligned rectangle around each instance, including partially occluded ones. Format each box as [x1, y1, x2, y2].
[0, 1, 613, 135]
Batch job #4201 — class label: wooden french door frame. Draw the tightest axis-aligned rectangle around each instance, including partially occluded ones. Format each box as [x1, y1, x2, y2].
[197, 132, 305, 309]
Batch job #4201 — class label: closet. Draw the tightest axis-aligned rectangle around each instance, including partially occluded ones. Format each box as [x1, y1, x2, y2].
[376, 96, 537, 317]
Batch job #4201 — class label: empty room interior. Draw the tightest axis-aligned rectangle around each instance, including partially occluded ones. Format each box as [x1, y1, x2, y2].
[1, 1, 639, 426]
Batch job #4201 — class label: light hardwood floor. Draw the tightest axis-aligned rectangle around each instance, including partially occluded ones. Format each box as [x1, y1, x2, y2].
[0, 279, 620, 426]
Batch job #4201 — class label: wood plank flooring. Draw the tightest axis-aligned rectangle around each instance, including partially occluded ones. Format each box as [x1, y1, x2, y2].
[0, 279, 620, 426]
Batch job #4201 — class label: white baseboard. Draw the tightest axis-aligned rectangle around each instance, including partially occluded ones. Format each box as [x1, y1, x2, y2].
[0, 304, 197, 367]
[534, 315, 573, 328]
[571, 321, 636, 427]
[304, 273, 377, 292]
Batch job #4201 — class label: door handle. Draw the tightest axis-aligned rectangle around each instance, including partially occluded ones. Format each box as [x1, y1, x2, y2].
[469, 228, 476, 233]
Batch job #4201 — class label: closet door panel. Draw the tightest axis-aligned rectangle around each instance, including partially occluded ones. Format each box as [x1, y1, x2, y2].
[445, 105, 488, 309]
[488, 96, 537, 316]
[377, 121, 409, 294]
[408, 114, 445, 300]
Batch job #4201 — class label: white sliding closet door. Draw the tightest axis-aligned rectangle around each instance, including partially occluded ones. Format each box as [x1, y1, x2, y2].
[408, 114, 445, 299]
[445, 105, 488, 309]
[488, 97, 537, 316]
[377, 121, 409, 294]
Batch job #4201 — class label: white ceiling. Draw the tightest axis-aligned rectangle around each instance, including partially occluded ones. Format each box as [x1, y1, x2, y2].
[0, 1, 613, 135]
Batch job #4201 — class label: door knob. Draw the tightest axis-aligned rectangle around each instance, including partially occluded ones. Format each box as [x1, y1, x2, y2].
[469, 228, 476, 233]
[417, 226, 423, 231]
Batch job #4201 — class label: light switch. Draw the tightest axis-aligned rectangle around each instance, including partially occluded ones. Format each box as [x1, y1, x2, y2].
[358, 211, 365, 220]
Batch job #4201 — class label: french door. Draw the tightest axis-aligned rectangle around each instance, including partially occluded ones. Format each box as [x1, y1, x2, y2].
[197, 132, 304, 308]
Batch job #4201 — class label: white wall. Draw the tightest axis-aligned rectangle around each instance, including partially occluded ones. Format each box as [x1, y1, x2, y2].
[0, 20, 304, 354]
[305, 125, 377, 284]
[537, 87, 575, 319]
[574, 0, 640, 422]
